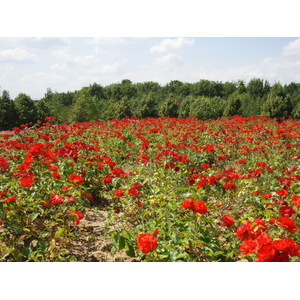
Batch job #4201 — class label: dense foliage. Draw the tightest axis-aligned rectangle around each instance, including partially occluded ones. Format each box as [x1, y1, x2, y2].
[2, 78, 300, 130]
[1, 116, 300, 261]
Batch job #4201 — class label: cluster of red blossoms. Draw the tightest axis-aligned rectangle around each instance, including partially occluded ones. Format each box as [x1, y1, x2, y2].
[237, 218, 300, 261]
[220, 215, 235, 227]
[137, 231, 158, 254]
[69, 211, 85, 225]
[182, 198, 209, 214]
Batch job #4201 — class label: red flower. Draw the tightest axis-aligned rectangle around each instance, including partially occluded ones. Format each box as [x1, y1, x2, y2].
[251, 190, 260, 196]
[49, 194, 65, 206]
[62, 186, 72, 192]
[69, 173, 84, 185]
[269, 218, 276, 225]
[137, 233, 158, 254]
[255, 244, 276, 262]
[102, 175, 112, 184]
[70, 211, 85, 225]
[0, 220, 2, 226]
[182, 198, 194, 210]
[52, 172, 61, 179]
[224, 182, 237, 190]
[272, 238, 300, 257]
[114, 189, 125, 197]
[240, 239, 257, 255]
[128, 187, 141, 197]
[221, 215, 235, 227]
[201, 163, 210, 169]
[3, 196, 17, 203]
[182, 198, 208, 214]
[68, 196, 76, 202]
[277, 217, 299, 233]
[20, 176, 36, 187]
[276, 189, 288, 197]
[292, 195, 300, 207]
[0, 157, 9, 173]
[193, 200, 208, 214]
[153, 229, 159, 235]
[236, 219, 267, 241]
[133, 182, 143, 189]
[263, 193, 273, 199]
[279, 206, 296, 217]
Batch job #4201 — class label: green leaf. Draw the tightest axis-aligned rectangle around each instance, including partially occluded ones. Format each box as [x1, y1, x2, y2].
[125, 245, 136, 257]
[40, 232, 49, 239]
[119, 236, 126, 250]
[54, 227, 65, 238]
[31, 212, 39, 222]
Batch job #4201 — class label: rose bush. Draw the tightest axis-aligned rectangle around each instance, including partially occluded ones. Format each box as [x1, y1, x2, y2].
[0, 115, 300, 261]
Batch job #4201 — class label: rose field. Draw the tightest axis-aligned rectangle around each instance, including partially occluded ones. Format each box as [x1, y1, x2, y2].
[1, 115, 300, 262]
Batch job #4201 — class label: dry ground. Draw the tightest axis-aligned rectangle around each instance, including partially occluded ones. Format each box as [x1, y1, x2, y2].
[70, 209, 137, 262]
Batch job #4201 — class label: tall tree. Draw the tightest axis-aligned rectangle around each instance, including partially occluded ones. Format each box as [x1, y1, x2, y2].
[0, 90, 18, 130]
[134, 92, 158, 118]
[14, 93, 38, 125]
[262, 82, 292, 119]
[159, 94, 180, 118]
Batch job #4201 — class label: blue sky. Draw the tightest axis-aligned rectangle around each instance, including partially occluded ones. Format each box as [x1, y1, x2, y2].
[1, 1, 300, 100]
[1, 37, 300, 99]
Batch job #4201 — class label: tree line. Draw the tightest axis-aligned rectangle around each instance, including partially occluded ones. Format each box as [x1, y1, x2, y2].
[1, 78, 300, 130]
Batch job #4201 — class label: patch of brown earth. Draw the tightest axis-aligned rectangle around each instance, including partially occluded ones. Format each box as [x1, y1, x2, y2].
[70, 209, 138, 262]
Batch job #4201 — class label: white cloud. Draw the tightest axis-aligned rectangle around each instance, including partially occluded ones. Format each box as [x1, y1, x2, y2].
[0, 47, 39, 62]
[155, 53, 183, 65]
[50, 48, 70, 59]
[99, 60, 127, 74]
[150, 37, 194, 53]
[282, 38, 300, 56]
[74, 55, 101, 66]
[95, 47, 106, 55]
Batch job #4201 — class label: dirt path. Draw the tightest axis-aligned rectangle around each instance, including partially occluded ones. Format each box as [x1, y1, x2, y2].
[70, 209, 136, 262]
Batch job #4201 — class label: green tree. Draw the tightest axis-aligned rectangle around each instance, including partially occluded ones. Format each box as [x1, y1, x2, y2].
[14, 93, 38, 125]
[0, 90, 19, 130]
[71, 96, 93, 122]
[35, 99, 51, 121]
[237, 81, 247, 94]
[89, 82, 105, 100]
[190, 96, 225, 120]
[71, 86, 103, 122]
[262, 83, 292, 119]
[178, 96, 194, 118]
[159, 94, 180, 118]
[134, 92, 158, 118]
[223, 94, 242, 117]
[222, 81, 237, 98]
[114, 97, 132, 119]
[247, 78, 265, 98]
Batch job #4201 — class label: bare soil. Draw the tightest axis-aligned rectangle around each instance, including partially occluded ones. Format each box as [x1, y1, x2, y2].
[69, 208, 137, 262]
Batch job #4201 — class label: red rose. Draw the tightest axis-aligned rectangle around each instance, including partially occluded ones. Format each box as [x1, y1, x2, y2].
[277, 217, 299, 233]
[69, 173, 84, 185]
[276, 189, 288, 197]
[292, 195, 300, 207]
[114, 189, 125, 197]
[182, 198, 208, 214]
[137, 233, 158, 254]
[221, 215, 235, 227]
[224, 182, 237, 190]
[279, 206, 296, 217]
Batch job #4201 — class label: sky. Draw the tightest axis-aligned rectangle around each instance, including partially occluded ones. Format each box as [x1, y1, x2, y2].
[1, 37, 300, 100]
